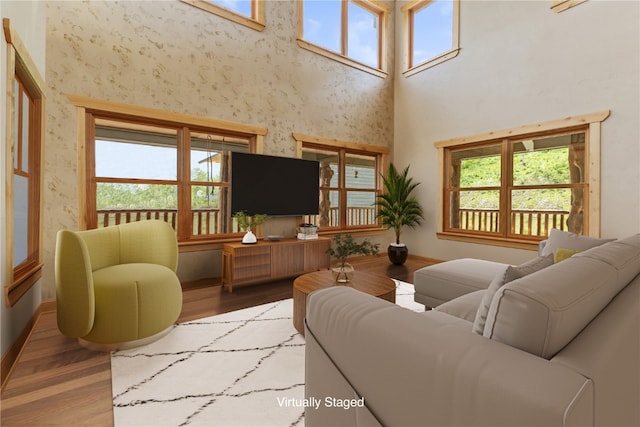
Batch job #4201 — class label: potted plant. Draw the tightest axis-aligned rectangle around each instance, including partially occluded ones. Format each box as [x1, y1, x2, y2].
[233, 211, 268, 244]
[374, 163, 424, 265]
[326, 234, 379, 283]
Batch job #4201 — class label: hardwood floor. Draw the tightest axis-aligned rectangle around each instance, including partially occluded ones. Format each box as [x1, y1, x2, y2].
[1, 255, 435, 426]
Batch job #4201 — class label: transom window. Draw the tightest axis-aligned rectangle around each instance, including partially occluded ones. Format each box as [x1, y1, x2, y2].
[294, 133, 387, 231]
[402, 0, 460, 76]
[298, 0, 389, 77]
[436, 112, 610, 248]
[181, 0, 265, 31]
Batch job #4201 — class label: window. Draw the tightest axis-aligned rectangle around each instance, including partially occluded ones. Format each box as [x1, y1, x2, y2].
[181, 0, 265, 31]
[4, 18, 46, 306]
[298, 0, 389, 77]
[551, 0, 588, 13]
[68, 95, 267, 246]
[435, 111, 610, 248]
[401, 0, 460, 76]
[294, 133, 388, 231]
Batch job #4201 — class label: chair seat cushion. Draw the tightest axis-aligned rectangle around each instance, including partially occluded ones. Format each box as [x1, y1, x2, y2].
[87, 263, 182, 343]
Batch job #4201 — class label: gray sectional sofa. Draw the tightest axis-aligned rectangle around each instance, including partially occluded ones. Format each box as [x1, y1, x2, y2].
[304, 232, 640, 426]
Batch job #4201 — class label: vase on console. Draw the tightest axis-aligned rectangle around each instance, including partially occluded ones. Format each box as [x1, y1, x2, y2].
[233, 211, 268, 245]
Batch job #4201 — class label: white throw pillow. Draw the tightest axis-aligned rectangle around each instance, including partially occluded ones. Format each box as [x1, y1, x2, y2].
[540, 228, 614, 257]
[472, 254, 554, 335]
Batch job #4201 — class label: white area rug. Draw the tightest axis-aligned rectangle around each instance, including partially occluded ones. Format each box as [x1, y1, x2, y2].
[111, 280, 422, 427]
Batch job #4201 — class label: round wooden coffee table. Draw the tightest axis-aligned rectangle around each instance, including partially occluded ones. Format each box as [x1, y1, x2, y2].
[292, 270, 396, 336]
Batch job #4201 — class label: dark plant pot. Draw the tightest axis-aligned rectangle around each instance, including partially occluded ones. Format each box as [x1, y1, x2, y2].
[388, 244, 408, 265]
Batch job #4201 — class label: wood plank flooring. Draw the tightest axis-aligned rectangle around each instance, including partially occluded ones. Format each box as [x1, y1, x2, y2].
[1, 255, 435, 426]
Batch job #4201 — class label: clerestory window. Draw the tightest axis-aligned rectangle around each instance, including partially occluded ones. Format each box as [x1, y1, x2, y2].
[294, 133, 387, 231]
[436, 111, 610, 249]
[401, 0, 460, 76]
[297, 0, 389, 77]
[181, 0, 265, 31]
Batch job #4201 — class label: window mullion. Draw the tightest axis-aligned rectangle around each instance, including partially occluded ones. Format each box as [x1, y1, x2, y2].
[86, 114, 98, 230]
[501, 140, 512, 238]
[339, 148, 348, 227]
[177, 127, 190, 242]
[341, 1, 349, 56]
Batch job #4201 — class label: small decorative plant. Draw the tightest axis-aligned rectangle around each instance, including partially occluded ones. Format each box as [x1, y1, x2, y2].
[326, 234, 379, 282]
[233, 211, 268, 232]
[233, 211, 268, 244]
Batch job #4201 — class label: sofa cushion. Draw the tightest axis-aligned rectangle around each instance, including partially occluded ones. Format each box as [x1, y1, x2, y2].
[540, 228, 614, 257]
[435, 290, 484, 322]
[554, 247, 581, 263]
[472, 254, 553, 335]
[484, 234, 640, 359]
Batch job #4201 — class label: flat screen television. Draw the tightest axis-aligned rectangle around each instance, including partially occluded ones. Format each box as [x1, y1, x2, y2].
[231, 152, 320, 216]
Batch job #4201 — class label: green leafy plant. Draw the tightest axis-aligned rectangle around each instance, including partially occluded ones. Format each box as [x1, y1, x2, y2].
[326, 234, 379, 270]
[375, 163, 424, 245]
[233, 211, 268, 232]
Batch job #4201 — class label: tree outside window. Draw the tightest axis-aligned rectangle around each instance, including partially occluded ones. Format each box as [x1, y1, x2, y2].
[86, 114, 259, 243]
[436, 111, 610, 247]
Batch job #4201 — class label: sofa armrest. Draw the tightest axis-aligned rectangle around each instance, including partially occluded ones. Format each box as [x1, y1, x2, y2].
[305, 287, 593, 427]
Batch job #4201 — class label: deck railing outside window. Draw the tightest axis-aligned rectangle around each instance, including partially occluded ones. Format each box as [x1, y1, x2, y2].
[457, 208, 569, 238]
[99, 206, 378, 233]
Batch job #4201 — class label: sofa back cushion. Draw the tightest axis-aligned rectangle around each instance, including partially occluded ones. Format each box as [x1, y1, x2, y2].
[472, 254, 553, 334]
[484, 234, 640, 359]
[540, 228, 615, 257]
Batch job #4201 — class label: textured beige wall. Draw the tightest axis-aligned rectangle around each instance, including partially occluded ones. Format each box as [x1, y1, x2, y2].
[44, 1, 394, 298]
[394, 0, 639, 264]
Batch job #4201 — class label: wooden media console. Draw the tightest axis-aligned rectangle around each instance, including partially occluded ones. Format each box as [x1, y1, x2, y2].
[221, 237, 331, 292]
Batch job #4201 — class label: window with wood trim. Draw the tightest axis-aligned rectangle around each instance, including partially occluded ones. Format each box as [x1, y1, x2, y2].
[4, 19, 45, 307]
[181, 0, 265, 31]
[402, 0, 460, 76]
[551, 0, 588, 13]
[294, 133, 387, 231]
[436, 112, 609, 247]
[70, 96, 267, 245]
[297, 0, 389, 77]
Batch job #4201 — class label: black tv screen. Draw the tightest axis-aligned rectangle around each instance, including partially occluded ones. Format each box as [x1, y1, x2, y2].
[231, 152, 320, 216]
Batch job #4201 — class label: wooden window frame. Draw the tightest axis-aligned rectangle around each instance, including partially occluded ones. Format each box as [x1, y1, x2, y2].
[401, 0, 460, 77]
[3, 19, 46, 307]
[435, 111, 610, 250]
[551, 0, 588, 13]
[297, 0, 389, 78]
[67, 94, 268, 250]
[181, 0, 265, 32]
[293, 132, 388, 233]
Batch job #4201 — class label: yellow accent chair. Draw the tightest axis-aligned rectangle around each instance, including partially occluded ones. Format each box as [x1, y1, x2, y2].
[55, 220, 183, 350]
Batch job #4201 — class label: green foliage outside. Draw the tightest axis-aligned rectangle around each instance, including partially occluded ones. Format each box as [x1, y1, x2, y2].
[97, 168, 219, 210]
[459, 148, 572, 211]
